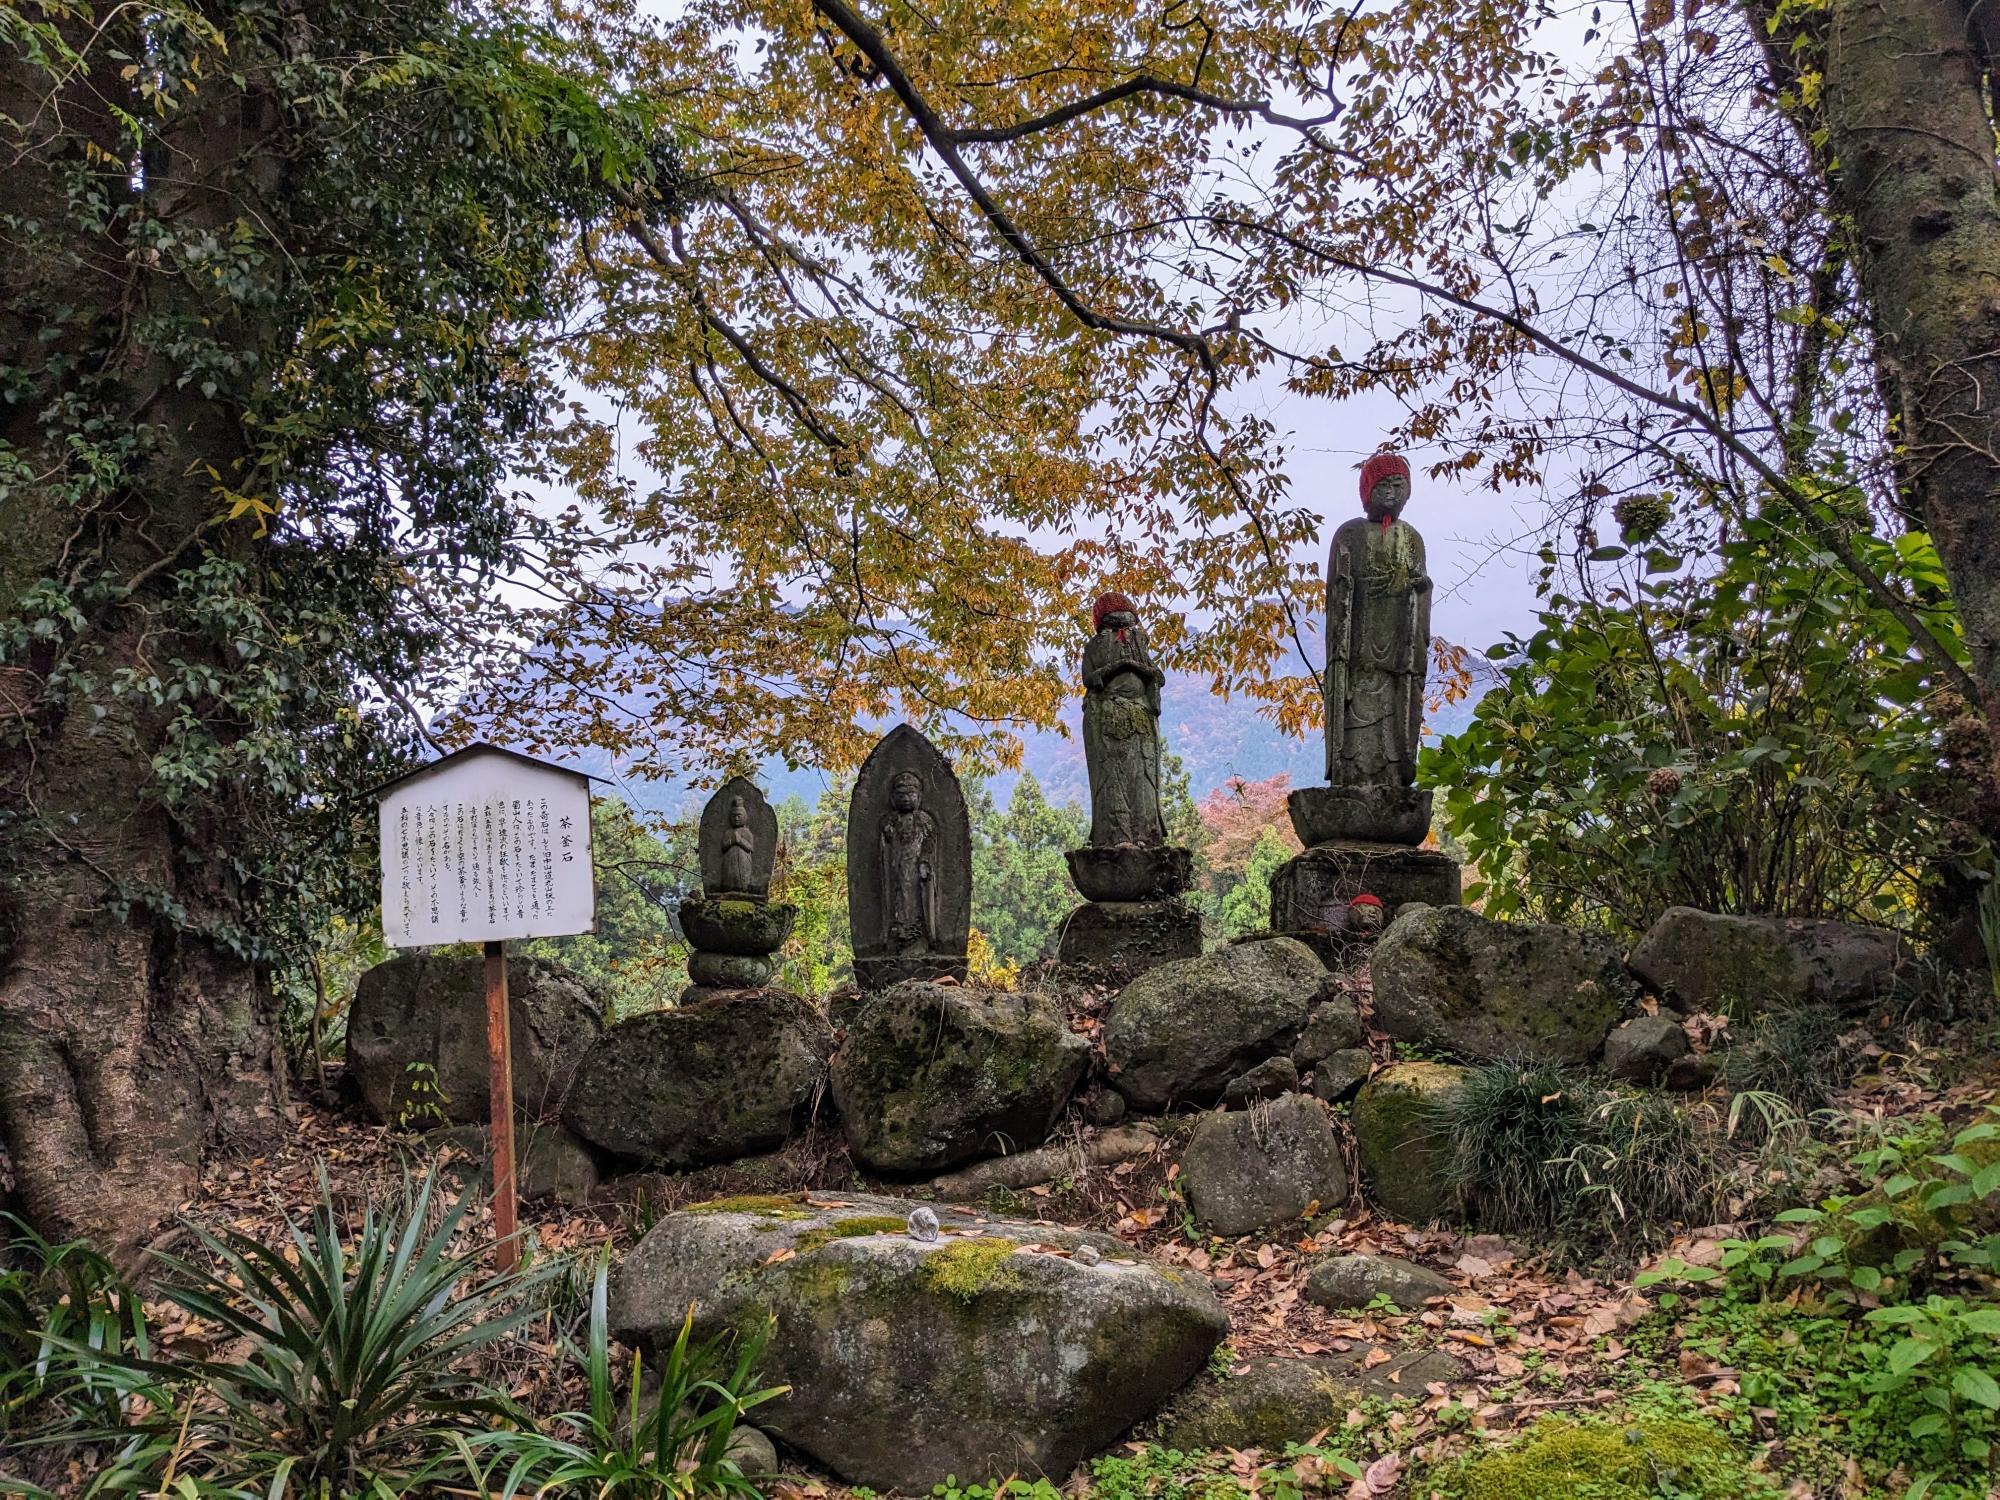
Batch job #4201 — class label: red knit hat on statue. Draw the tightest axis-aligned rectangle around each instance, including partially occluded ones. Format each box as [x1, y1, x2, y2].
[1358, 452, 1412, 506]
[1092, 592, 1139, 634]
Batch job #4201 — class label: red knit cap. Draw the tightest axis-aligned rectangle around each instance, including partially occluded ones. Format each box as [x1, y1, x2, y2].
[1092, 592, 1139, 633]
[1358, 452, 1412, 506]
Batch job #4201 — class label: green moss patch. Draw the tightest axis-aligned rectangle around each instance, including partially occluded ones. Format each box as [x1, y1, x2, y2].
[1436, 1416, 1773, 1499]
[794, 1214, 910, 1253]
[919, 1237, 1024, 1301]
[684, 1193, 812, 1219]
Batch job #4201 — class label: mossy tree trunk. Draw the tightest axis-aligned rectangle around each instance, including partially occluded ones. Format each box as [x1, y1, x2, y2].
[0, 11, 290, 1252]
[1756, 0, 2000, 764]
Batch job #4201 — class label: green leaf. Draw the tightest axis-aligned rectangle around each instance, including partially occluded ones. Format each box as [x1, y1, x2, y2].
[1952, 1366, 2000, 1410]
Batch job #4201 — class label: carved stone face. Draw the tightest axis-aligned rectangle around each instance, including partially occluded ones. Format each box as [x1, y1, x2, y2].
[729, 797, 747, 827]
[1101, 609, 1137, 634]
[891, 773, 923, 814]
[1364, 472, 1410, 521]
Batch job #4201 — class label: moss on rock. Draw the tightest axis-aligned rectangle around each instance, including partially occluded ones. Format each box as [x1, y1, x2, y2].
[1352, 1061, 1467, 1224]
[1436, 1415, 1775, 1499]
[686, 1193, 812, 1217]
[919, 1237, 1024, 1300]
[794, 1214, 910, 1253]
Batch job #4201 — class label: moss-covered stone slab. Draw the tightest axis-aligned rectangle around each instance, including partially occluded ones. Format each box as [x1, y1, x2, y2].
[561, 991, 830, 1168]
[1304, 1252, 1452, 1311]
[830, 982, 1090, 1173]
[1352, 1061, 1467, 1224]
[1628, 906, 1920, 1016]
[611, 1192, 1227, 1490]
[1370, 904, 1636, 1065]
[1102, 937, 1324, 1110]
[1157, 1350, 1463, 1452]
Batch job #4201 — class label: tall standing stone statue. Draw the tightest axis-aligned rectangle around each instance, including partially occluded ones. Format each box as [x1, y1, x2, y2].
[1060, 593, 1200, 975]
[1274, 453, 1460, 948]
[848, 726, 971, 989]
[678, 775, 794, 995]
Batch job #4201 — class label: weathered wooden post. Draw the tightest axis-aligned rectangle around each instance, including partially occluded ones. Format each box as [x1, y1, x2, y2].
[373, 743, 598, 1272]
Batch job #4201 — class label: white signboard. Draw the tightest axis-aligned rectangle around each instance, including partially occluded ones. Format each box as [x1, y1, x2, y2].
[377, 747, 595, 948]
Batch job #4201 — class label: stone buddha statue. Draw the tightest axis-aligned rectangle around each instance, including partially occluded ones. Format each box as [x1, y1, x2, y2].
[1081, 592, 1168, 849]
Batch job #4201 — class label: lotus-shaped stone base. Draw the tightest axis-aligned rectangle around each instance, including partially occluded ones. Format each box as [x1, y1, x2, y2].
[1064, 844, 1192, 902]
[1288, 785, 1432, 848]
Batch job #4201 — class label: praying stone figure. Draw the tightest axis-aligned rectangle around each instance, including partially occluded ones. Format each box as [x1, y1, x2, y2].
[1061, 591, 1197, 973]
[848, 725, 970, 989]
[681, 774, 792, 994]
[1081, 592, 1168, 849]
[1299, 452, 1433, 846]
[1276, 451, 1460, 944]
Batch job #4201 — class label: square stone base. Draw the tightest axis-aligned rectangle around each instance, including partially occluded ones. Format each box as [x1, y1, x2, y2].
[1270, 843, 1461, 939]
[1056, 900, 1203, 979]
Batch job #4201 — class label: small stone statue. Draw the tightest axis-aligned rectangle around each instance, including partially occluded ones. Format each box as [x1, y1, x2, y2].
[682, 774, 791, 993]
[1081, 592, 1168, 849]
[879, 770, 939, 950]
[1326, 453, 1430, 794]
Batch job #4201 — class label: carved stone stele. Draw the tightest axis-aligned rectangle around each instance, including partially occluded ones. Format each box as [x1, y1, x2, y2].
[847, 725, 971, 990]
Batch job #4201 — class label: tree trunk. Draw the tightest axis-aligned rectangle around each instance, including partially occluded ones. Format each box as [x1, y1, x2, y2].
[0, 12, 290, 1253]
[1796, 0, 2000, 735]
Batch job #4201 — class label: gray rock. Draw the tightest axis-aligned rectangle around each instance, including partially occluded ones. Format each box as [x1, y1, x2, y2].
[1310, 1048, 1372, 1103]
[1181, 1094, 1348, 1236]
[1158, 1350, 1464, 1451]
[906, 1206, 940, 1242]
[561, 992, 831, 1168]
[611, 1193, 1226, 1490]
[724, 1426, 778, 1478]
[1370, 904, 1637, 1065]
[1628, 907, 1921, 1016]
[1305, 1253, 1452, 1311]
[1103, 937, 1324, 1110]
[1084, 1088, 1127, 1127]
[1292, 996, 1365, 1068]
[519, 1124, 601, 1205]
[1352, 1062, 1468, 1224]
[848, 726, 972, 990]
[1222, 1055, 1299, 1106]
[831, 983, 1090, 1173]
[347, 953, 603, 1127]
[1603, 1014, 1690, 1085]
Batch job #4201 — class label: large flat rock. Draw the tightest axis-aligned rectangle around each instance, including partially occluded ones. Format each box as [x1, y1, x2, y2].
[611, 1193, 1226, 1489]
[1628, 906, 1920, 1016]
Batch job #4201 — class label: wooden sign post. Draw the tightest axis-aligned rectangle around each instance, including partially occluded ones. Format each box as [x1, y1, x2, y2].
[374, 744, 597, 1272]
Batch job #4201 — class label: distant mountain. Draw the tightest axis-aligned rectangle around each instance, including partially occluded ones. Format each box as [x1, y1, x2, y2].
[611, 688, 1480, 819]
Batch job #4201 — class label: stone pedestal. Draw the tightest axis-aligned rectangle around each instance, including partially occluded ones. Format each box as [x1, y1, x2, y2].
[1288, 785, 1432, 847]
[1056, 899, 1203, 977]
[1269, 841, 1460, 937]
[852, 953, 970, 990]
[1065, 844, 1192, 902]
[679, 892, 795, 995]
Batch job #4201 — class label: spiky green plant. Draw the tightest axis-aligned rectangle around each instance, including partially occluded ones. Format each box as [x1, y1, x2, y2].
[458, 1246, 786, 1499]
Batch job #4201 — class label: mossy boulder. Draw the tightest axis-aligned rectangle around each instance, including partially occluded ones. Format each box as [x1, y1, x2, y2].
[1103, 937, 1324, 1110]
[1181, 1094, 1347, 1236]
[1352, 1061, 1467, 1224]
[561, 992, 831, 1168]
[1370, 905, 1636, 1065]
[1292, 996, 1364, 1069]
[830, 982, 1090, 1173]
[611, 1193, 1227, 1490]
[1158, 1351, 1462, 1452]
[1437, 1414, 1773, 1499]
[347, 952, 603, 1126]
[1628, 906, 1920, 1016]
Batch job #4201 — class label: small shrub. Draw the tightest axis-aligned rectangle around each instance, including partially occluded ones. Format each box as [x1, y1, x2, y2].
[1439, 1061, 1722, 1242]
[1722, 1007, 1850, 1125]
[0, 1214, 149, 1437]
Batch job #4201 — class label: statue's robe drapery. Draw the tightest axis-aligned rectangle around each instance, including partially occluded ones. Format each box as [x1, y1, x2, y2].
[718, 827, 756, 893]
[1082, 625, 1168, 848]
[1325, 517, 1430, 788]
[878, 808, 939, 950]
